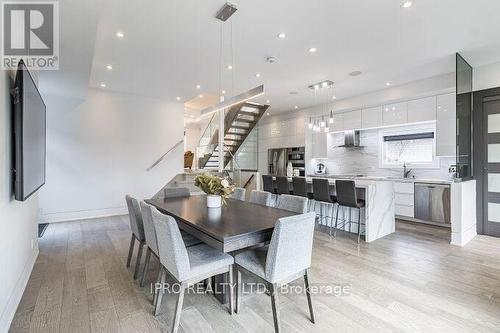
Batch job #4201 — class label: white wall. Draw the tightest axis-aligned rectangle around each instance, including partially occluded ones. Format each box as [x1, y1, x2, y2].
[474, 61, 500, 91]
[39, 89, 184, 223]
[0, 71, 39, 332]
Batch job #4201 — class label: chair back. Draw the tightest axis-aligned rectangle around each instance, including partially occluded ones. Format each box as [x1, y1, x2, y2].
[275, 176, 290, 195]
[335, 180, 358, 208]
[231, 187, 246, 201]
[140, 202, 159, 255]
[125, 195, 145, 241]
[151, 207, 190, 281]
[162, 187, 191, 199]
[249, 190, 274, 207]
[276, 194, 308, 214]
[265, 212, 316, 283]
[312, 178, 332, 203]
[262, 175, 275, 193]
[292, 177, 307, 197]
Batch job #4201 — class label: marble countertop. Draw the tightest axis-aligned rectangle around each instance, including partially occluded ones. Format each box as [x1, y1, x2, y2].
[306, 174, 453, 185]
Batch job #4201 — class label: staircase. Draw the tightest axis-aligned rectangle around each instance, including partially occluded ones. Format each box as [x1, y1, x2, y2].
[198, 101, 269, 170]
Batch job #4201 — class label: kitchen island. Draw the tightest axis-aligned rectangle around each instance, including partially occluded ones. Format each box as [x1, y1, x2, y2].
[289, 176, 395, 242]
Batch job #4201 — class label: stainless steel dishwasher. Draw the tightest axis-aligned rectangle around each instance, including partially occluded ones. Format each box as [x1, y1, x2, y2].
[414, 183, 451, 226]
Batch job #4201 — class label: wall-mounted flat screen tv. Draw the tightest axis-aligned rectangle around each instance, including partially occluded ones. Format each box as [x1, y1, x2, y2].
[13, 60, 46, 201]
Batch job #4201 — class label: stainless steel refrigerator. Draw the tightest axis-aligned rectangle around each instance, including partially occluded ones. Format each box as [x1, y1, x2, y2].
[268, 147, 305, 176]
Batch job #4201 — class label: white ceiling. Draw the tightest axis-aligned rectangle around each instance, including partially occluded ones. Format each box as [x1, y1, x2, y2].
[46, 0, 500, 114]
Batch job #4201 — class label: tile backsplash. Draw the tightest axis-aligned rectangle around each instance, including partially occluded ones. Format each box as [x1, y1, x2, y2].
[311, 128, 455, 180]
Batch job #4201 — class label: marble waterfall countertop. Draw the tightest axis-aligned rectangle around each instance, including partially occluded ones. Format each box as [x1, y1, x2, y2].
[290, 176, 395, 242]
[306, 174, 453, 185]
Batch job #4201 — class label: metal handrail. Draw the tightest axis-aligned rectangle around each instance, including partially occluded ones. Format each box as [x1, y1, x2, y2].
[146, 140, 184, 171]
[197, 113, 216, 149]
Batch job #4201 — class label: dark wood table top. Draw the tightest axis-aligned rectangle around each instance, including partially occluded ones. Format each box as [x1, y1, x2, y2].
[145, 195, 296, 253]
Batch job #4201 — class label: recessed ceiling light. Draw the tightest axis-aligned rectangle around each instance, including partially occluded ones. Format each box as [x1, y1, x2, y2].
[277, 32, 286, 39]
[349, 71, 362, 76]
[289, 91, 298, 95]
[255, 73, 261, 78]
[294, 105, 298, 109]
[332, 96, 337, 100]
[199, 94, 204, 98]
[267, 112, 270, 115]
[221, 89, 226, 94]
[115, 31, 124, 38]
[196, 84, 201, 89]
[266, 99, 270, 103]
[100, 83, 106, 88]
[106, 64, 113, 70]
[401, 1, 413, 8]
[227, 64, 233, 70]
[176, 96, 181, 101]
[386, 82, 392, 86]
[308, 47, 318, 53]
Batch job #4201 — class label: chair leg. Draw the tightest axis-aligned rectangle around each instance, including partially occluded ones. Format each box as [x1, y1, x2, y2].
[329, 204, 335, 237]
[154, 268, 167, 316]
[228, 266, 234, 315]
[304, 269, 315, 323]
[126, 234, 135, 267]
[349, 208, 352, 233]
[171, 283, 186, 333]
[134, 241, 144, 280]
[235, 268, 241, 313]
[333, 204, 340, 238]
[152, 267, 163, 306]
[140, 248, 152, 287]
[269, 283, 281, 333]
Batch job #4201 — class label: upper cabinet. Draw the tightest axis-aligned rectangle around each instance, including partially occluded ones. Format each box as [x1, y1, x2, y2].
[436, 93, 456, 156]
[407, 96, 437, 123]
[343, 110, 362, 130]
[362, 106, 383, 128]
[383, 102, 407, 126]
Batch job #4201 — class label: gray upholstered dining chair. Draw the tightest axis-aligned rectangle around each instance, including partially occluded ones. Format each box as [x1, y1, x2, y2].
[234, 212, 316, 333]
[139, 202, 201, 289]
[231, 187, 246, 201]
[249, 190, 274, 207]
[125, 195, 146, 279]
[276, 194, 308, 214]
[151, 208, 235, 332]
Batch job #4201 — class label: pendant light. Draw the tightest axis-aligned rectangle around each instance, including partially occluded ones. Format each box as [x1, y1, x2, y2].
[308, 117, 313, 129]
[329, 110, 334, 124]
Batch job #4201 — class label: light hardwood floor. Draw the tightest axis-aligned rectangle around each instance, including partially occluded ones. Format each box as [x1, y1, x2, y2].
[9, 216, 500, 333]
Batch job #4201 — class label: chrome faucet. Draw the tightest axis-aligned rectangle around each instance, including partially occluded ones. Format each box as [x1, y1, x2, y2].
[403, 162, 413, 178]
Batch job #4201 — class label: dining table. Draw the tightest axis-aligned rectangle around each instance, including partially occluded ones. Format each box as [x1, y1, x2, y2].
[145, 194, 297, 303]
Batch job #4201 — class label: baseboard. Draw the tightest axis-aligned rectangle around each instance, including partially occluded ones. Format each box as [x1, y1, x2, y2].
[39, 206, 128, 224]
[0, 247, 39, 333]
[451, 224, 477, 246]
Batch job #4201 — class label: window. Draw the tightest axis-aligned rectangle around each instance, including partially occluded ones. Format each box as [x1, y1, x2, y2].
[379, 127, 439, 168]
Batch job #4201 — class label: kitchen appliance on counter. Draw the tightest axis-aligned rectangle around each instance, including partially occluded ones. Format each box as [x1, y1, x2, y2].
[414, 183, 451, 226]
[268, 147, 305, 176]
[314, 162, 327, 175]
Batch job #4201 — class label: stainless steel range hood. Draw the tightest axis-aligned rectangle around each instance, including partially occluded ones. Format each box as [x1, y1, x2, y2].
[338, 130, 361, 147]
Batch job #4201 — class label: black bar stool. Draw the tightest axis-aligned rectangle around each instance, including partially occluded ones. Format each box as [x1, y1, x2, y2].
[275, 176, 291, 195]
[312, 178, 337, 227]
[262, 175, 276, 194]
[333, 180, 366, 243]
[292, 177, 314, 210]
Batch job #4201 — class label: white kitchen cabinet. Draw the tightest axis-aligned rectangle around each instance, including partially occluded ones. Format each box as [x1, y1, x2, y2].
[383, 102, 408, 126]
[343, 110, 362, 130]
[394, 181, 414, 218]
[436, 93, 456, 156]
[311, 131, 327, 159]
[407, 96, 437, 123]
[331, 113, 344, 132]
[362, 106, 383, 128]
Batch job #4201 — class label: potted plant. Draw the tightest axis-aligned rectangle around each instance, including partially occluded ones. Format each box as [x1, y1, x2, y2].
[194, 173, 235, 208]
